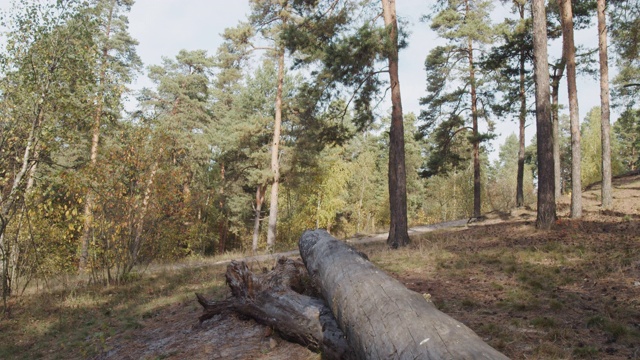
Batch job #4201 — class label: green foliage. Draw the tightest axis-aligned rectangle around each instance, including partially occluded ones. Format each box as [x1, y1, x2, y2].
[1, 0, 99, 298]
[486, 134, 535, 211]
[419, 0, 496, 178]
[613, 108, 640, 171]
[580, 107, 626, 186]
[610, 0, 640, 107]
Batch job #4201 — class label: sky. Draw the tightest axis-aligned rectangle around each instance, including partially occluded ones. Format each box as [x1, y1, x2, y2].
[0, 0, 612, 160]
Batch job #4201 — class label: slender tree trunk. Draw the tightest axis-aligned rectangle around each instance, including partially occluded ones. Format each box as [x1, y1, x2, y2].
[517, 3, 526, 208]
[252, 183, 266, 254]
[558, 0, 582, 218]
[1, 106, 43, 300]
[551, 74, 562, 197]
[125, 160, 159, 275]
[218, 163, 227, 254]
[382, 0, 410, 248]
[532, 0, 557, 229]
[598, 0, 613, 209]
[551, 52, 567, 199]
[79, 2, 115, 271]
[356, 172, 367, 234]
[266, 48, 285, 253]
[468, 30, 481, 218]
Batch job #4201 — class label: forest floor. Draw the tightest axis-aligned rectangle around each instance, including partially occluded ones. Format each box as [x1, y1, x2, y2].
[1, 172, 639, 360]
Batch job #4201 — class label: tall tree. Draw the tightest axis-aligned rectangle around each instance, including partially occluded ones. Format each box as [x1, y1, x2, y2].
[381, 0, 409, 248]
[79, 0, 140, 271]
[532, 0, 557, 229]
[548, 0, 594, 199]
[421, 0, 495, 218]
[483, 0, 533, 208]
[0, 0, 97, 299]
[282, 0, 413, 247]
[557, 0, 582, 218]
[597, 0, 613, 209]
[229, 0, 294, 253]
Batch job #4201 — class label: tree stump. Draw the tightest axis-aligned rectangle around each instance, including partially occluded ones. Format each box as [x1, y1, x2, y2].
[196, 257, 352, 359]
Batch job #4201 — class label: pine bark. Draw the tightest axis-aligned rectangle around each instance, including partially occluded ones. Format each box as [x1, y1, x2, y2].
[557, 0, 582, 218]
[550, 55, 566, 198]
[382, 0, 410, 248]
[266, 48, 285, 253]
[532, 0, 557, 229]
[252, 183, 266, 254]
[218, 163, 228, 254]
[465, 0, 482, 218]
[598, 0, 613, 209]
[517, 3, 526, 208]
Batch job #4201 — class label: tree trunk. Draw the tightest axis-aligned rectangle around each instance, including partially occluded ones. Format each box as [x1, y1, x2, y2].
[465, 0, 482, 219]
[517, 2, 526, 208]
[1, 105, 43, 300]
[266, 48, 285, 253]
[598, 0, 613, 209]
[79, 2, 115, 271]
[299, 230, 509, 359]
[558, 0, 582, 218]
[125, 159, 159, 275]
[252, 183, 267, 254]
[218, 163, 228, 254]
[532, 0, 557, 229]
[196, 257, 352, 359]
[382, 0, 410, 248]
[551, 59, 566, 198]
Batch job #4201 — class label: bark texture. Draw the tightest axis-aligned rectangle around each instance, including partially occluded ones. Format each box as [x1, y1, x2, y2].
[266, 48, 285, 253]
[252, 183, 267, 254]
[558, 0, 582, 218]
[532, 0, 557, 229]
[382, 0, 410, 248]
[598, 0, 613, 210]
[517, 2, 526, 208]
[551, 59, 566, 199]
[299, 229, 509, 359]
[196, 257, 352, 359]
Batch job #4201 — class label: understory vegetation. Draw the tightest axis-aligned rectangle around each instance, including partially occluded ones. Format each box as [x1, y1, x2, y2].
[1, 174, 639, 359]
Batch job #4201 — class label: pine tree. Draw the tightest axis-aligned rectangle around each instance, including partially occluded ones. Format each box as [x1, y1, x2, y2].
[597, 0, 613, 209]
[79, 0, 141, 271]
[532, 0, 557, 229]
[482, 0, 533, 208]
[557, 0, 582, 218]
[282, 0, 414, 247]
[421, 0, 495, 219]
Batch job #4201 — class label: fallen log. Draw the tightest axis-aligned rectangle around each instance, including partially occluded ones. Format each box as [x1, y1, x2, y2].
[196, 257, 352, 359]
[299, 229, 509, 360]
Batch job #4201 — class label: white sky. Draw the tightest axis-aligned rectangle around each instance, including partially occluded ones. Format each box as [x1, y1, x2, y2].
[1, 0, 611, 159]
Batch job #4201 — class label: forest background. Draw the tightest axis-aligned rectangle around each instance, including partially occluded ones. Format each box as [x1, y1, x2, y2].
[0, 0, 638, 297]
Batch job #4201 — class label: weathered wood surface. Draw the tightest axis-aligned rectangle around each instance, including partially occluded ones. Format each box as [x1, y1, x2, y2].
[299, 229, 510, 360]
[196, 257, 352, 359]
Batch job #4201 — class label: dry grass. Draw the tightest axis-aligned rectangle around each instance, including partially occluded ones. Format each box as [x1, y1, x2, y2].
[361, 218, 640, 360]
[0, 258, 228, 359]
